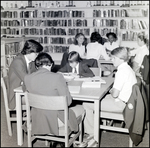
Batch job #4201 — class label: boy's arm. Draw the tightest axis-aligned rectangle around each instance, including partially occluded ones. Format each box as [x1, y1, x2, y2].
[109, 88, 120, 98]
[111, 69, 127, 99]
[80, 64, 95, 77]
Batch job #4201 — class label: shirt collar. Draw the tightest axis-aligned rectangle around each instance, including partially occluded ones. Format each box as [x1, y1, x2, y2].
[117, 62, 128, 70]
[24, 55, 31, 65]
[75, 62, 79, 69]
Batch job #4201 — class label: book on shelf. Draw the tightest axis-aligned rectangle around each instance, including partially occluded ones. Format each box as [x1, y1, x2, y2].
[139, 20, 148, 29]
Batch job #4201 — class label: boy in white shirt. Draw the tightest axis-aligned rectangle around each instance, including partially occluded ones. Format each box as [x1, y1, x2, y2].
[86, 32, 110, 61]
[83, 47, 137, 136]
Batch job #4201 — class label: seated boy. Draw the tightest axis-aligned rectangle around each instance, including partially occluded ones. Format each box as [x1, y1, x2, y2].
[59, 51, 95, 77]
[83, 47, 137, 136]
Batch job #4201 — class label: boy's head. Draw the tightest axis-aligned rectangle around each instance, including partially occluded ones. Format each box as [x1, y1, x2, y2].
[21, 39, 43, 61]
[106, 32, 117, 43]
[68, 51, 81, 68]
[111, 47, 129, 67]
[35, 52, 54, 71]
[90, 32, 102, 43]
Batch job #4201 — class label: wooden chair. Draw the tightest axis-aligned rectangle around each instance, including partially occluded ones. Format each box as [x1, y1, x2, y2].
[25, 92, 85, 147]
[1, 76, 27, 136]
[100, 111, 133, 147]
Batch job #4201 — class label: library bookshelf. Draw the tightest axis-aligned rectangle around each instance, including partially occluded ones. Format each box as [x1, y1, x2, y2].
[1, 37, 38, 77]
[1, 4, 149, 75]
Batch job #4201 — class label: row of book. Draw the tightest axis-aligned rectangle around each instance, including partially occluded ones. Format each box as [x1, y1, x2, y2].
[43, 45, 69, 53]
[93, 19, 118, 27]
[1, 20, 20, 26]
[94, 1, 149, 6]
[5, 42, 20, 55]
[1, 28, 19, 35]
[93, 28, 118, 37]
[121, 31, 139, 41]
[38, 37, 66, 44]
[1, 19, 88, 27]
[120, 19, 148, 29]
[1, 11, 18, 18]
[20, 10, 85, 18]
[37, 37, 90, 45]
[20, 28, 90, 36]
[68, 28, 90, 36]
[21, 28, 66, 36]
[93, 9, 148, 17]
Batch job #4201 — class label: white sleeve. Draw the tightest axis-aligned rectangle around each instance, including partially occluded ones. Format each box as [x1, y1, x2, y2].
[113, 70, 127, 91]
[100, 45, 110, 60]
[69, 44, 74, 53]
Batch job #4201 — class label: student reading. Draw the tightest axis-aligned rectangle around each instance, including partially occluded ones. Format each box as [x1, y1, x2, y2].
[83, 47, 137, 136]
[8, 39, 43, 109]
[59, 51, 95, 77]
[60, 33, 87, 68]
[24, 52, 84, 136]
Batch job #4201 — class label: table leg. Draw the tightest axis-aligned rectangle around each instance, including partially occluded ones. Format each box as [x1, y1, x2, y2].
[94, 100, 100, 147]
[16, 93, 23, 146]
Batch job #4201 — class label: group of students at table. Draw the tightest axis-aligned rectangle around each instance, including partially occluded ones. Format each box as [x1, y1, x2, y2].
[7, 31, 149, 146]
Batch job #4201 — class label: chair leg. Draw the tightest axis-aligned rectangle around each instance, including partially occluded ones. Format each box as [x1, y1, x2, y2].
[45, 140, 48, 146]
[65, 135, 69, 147]
[6, 112, 12, 136]
[129, 136, 133, 147]
[79, 122, 83, 143]
[28, 129, 32, 147]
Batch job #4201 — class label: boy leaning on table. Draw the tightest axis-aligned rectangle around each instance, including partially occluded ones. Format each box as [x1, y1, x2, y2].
[83, 47, 137, 137]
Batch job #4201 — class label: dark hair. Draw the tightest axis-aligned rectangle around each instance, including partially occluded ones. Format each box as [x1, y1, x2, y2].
[68, 51, 82, 63]
[21, 39, 43, 55]
[106, 32, 117, 40]
[138, 32, 149, 47]
[74, 33, 87, 46]
[90, 32, 102, 43]
[111, 47, 129, 62]
[35, 52, 54, 68]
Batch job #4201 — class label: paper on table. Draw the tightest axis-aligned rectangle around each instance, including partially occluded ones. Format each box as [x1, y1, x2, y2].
[68, 85, 80, 93]
[74, 76, 106, 84]
[82, 81, 101, 88]
[60, 73, 74, 82]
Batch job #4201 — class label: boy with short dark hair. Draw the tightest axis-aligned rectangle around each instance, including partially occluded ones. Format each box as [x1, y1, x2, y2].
[8, 39, 43, 109]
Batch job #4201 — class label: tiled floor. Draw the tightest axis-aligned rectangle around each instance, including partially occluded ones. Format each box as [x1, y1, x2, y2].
[1, 88, 149, 147]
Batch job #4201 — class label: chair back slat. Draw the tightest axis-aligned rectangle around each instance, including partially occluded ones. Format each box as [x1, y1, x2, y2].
[25, 92, 67, 111]
[1, 77, 9, 110]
